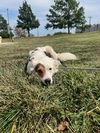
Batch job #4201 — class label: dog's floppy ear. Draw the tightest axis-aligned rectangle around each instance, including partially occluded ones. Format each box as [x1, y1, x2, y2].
[25, 60, 34, 75]
[34, 63, 41, 72]
[35, 63, 45, 77]
[24, 61, 28, 74]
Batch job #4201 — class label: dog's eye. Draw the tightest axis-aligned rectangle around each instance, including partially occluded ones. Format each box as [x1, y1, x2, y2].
[49, 68, 52, 70]
[37, 69, 42, 73]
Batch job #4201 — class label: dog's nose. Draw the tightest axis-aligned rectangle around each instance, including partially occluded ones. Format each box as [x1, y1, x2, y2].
[44, 79, 51, 85]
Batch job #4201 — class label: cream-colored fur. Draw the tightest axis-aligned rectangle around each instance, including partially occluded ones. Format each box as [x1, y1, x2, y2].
[25, 46, 77, 85]
[44, 46, 77, 61]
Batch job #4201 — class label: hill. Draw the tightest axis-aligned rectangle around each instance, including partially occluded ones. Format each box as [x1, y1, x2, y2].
[0, 32, 100, 133]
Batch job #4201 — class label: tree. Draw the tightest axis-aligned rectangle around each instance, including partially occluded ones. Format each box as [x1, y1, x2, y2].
[0, 14, 8, 32]
[75, 7, 86, 31]
[0, 14, 14, 38]
[45, 0, 86, 34]
[17, 1, 40, 37]
[14, 27, 27, 38]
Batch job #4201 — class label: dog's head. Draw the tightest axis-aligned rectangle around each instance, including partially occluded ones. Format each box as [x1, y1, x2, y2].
[25, 58, 61, 85]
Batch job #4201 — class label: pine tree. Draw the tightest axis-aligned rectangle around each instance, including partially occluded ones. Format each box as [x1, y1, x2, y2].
[45, 0, 86, 34]
[0, 14, 13, 38]
[17, 1, 40, 37]
[0, 14, 8, 32]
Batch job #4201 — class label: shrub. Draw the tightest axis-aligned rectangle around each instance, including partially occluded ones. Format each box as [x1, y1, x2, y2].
[46, 34, 51, 36]
[53, 32, 68, 36]
[14, 27, 27, 38]
[0, 31, 14, 38]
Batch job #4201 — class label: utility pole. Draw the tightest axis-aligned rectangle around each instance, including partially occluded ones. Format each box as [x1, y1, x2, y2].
[88, 16, 92, 25]
[37, 28, 39, 37]
[7, 8, 10, 34]
[88, 16, 92, 32]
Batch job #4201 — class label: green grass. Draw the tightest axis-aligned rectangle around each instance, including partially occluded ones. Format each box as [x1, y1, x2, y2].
[0, 31, 100, 133]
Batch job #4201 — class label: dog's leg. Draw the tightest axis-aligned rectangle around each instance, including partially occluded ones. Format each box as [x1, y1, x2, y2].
[57, 53, 77, 62]
[44, 46, 77, 62]
[44, 46, 58, 59]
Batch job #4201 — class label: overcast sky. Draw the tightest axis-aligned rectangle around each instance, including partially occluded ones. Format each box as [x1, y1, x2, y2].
[0, 0, 100, 36]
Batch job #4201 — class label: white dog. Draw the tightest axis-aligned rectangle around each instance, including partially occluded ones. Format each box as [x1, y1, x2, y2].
[25, 46, 77, 85]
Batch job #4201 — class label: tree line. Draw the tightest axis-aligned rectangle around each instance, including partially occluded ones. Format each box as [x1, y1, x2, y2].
[0, 0, 88, 38]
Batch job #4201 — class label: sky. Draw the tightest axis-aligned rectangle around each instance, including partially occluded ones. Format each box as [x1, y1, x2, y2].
[0, 0, 100, 36]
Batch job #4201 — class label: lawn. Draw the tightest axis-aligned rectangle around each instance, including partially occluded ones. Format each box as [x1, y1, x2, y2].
[0, 31, 100, 133]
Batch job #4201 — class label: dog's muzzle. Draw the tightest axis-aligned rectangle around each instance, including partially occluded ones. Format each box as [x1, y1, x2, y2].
[44, 78, 51, 85]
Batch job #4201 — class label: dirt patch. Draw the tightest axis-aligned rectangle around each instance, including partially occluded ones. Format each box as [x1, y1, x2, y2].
[0, 42, 16, 46]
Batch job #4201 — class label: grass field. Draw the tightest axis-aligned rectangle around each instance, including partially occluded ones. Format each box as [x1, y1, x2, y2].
[0, 31, 100, 133]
